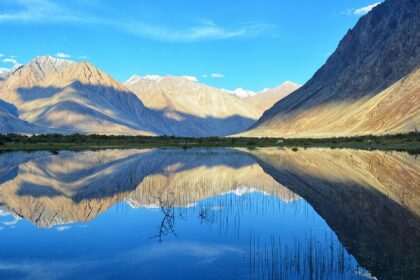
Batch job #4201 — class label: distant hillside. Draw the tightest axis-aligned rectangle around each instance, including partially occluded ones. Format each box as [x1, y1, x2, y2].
[124, 75, 297, 136]
[244, 81, 300, 112]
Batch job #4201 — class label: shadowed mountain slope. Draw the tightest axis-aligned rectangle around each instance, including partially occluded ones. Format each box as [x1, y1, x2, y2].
[0, 56, 297, 136]
[0, 56, 168, 135]
[243, 0, 420, 137]
[124, 76, 298, 136]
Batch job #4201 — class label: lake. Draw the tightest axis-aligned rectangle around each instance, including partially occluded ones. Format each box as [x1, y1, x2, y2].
[0, 148, 418, 280]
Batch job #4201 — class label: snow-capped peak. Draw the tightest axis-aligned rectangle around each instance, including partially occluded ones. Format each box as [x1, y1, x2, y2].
[32, 55, 73, 68]
[125, 74, 199, 86]
[143, 75, 164, 81]
[182, 76, 198, 82]
[280, 81, 300, 88]
[125, 75, 164, 86]
[260, 88, 272, 93]
[223, 88, 257, 99]
[0, 67, 10, 74]
[28, 55, 74, 77]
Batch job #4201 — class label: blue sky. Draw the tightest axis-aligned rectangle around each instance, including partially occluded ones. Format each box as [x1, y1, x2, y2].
[0, 0, 381, 91]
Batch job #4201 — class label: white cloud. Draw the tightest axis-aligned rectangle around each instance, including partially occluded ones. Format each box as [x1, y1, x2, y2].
[0, 0, 273, 42]
[78, 55, 89, 59]
[201, 74, 208, 78]
[56, 52, 71, 58]
[354, 2, 381, 15]
[2, 58, 18, 65]
[0, 67, 10, 74]
[183, 75, 198, 82]
[0, 53, 3, 57]
[120, 21, 271, 42]
[210, 73, 224, 78]
[0, 0, 84, 23]
[56, 225, 71, 232]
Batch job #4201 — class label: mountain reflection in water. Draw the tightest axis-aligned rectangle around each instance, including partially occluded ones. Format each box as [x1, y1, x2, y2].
[0, 148, 418, 280]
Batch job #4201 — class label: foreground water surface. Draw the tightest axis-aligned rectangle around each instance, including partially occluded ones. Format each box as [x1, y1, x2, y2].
[0, 148, 418, 280]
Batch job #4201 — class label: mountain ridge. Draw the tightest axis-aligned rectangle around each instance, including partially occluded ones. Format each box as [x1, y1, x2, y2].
[123, 73, 298, 136]
[0, 57, 163, 135]
[0, 56, 298, 136]
[242, 0, 420, 137]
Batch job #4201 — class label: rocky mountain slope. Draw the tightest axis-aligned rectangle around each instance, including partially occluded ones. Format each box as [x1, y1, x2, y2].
[244, 81, 300, 112]
[124, 75, 260, 136]
[0, 56, 296, 136]
[243, 0, 420, 137]
[124, 75, 298, 136]
[0, 100, 38, 134]
[0, 56, 166, 135]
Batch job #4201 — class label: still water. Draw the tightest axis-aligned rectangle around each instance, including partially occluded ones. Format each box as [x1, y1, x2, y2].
[0, 148, 418, 280]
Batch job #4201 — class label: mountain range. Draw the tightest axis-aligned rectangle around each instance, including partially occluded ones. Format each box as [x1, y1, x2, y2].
[0, 56, 298, 136]
[242, 0, 420, 137]
[0, 0, 418, 138]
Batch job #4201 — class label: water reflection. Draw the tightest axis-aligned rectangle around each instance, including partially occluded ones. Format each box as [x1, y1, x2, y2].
[0, 148, 418, 280]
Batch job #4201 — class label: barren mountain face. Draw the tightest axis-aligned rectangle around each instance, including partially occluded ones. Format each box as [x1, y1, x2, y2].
[244, 0, 420, 137]
[124, 75, 260, 136]
[0, 56, 296, 136]
[0, 56, 168, 135]
[124, 75, 297, 136]
[244, 82, 300, 112]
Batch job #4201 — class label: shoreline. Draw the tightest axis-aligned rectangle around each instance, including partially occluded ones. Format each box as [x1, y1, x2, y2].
[1, 132, 419, 154]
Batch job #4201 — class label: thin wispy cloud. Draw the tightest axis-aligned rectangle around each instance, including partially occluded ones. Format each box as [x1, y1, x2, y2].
[210, 73, 225, 78]
[0, 0, 274, 42]
[56, 225, 71, 232]
[0, 53, 3, 57]
[78, 55, 89, 59]
[0, 0, 84, 23]
[56, 52, 71, 58]
[0, 67, 10, 74]
[119, 21, 271, 42]
[2, 58, 18, 65]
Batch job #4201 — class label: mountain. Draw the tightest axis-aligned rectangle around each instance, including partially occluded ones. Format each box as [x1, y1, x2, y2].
[0, 69, 9, 81]
[244, 81, 300, 112]
[124, 75, 298, 136]
[0, 56, 298, 136]
[223, 82, 300, 104]
[223, 88, 257, 99]
[243, 0, 420, 137]
[0, 99, 39, 134]
[0, 148, 298, 227]
[124, 75, 260, 136]
[0, 56, 166, 135]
